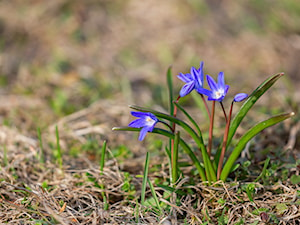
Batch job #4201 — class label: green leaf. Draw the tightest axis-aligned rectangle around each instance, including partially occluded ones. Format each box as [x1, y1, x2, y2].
[214, 73, 284, 165]
[174, 101, 202, 137]
[129, 105, 215, 181]
[166, 66, 174, 115]
[228, 73, 284, 147]
[220, 112, 294, 181]
[191, 91, 209, 121]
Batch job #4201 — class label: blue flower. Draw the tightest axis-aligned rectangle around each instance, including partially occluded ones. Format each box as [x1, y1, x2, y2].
[128, 111, 159, 141]
[233, 93, 248, 102]
[197, 72, 229, 102]
[177, 61, 204, 97]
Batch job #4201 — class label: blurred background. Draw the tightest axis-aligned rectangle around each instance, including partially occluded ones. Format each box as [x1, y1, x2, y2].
[0, 0, 299, 144]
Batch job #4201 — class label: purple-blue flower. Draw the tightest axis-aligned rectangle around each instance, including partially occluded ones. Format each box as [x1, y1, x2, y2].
[128, 111, 159, 141]
[197, 72, 230, 102]
[177, 61, 204, 97]
[233, 93, 248, 102]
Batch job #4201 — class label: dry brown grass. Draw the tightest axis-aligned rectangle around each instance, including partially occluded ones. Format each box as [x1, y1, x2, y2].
[0, 1, 299, 224]
[1, 150, 299, 224]
[0, 104, 299, 224]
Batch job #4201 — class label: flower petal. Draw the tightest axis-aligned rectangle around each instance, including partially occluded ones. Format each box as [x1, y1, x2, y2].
[131, 111, 147, 118]
[190, 67, 197, 79]
[138, 126, 150, 141]
[217, 72, 225, 89]
[177, 73, 193, 83]
[196, 87, 213, 97]
[224, 84, 230, 95]
[128, 118, 147, 128]
[206, 75, 218, 92]
[234, 93, 248, 102]
[193, 61, 204, 89]
[198, 61, 204, 86]
[179, 81, 195, 97]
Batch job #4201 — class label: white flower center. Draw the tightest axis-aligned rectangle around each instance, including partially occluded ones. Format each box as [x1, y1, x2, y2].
[214, 89, 224, 99]
[145, 116, 156, 126]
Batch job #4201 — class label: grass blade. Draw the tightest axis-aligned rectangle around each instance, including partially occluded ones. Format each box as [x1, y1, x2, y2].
[254, 157, 270, 183]
[147, 178, 163, 215]
[100, 140, 107, 175]
[171, 131, 180, 184]
[99, 140, 108, 210]
[55, 125, 63, 169]
[141, 152, 150, 205]
[220, 112, 294, 181]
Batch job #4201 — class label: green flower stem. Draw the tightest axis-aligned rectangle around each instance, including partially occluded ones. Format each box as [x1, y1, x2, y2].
[207, 101, 215, 156]
[217, 102, 233, 180]
[220, 112, 294, 181]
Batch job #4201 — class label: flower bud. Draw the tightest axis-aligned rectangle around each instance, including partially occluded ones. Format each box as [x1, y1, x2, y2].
[234, 93, 248, 102]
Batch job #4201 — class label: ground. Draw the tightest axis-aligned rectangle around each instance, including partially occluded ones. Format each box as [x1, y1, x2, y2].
[0, 1, 299, 224]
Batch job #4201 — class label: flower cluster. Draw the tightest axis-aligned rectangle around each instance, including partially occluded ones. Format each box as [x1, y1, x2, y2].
[178, 61, 247, 103]
[114, 61, 291, 183]
[129, 61, 248, 140]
